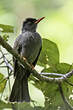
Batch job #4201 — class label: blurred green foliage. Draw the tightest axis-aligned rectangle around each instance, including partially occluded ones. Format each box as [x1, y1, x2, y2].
[33, 39, 73, 110]
[0, 0, 73, 110]
[0, 24, 14, 33]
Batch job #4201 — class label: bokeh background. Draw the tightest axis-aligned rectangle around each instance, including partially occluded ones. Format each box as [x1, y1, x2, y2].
[0, 0, 73, 109]
[0, 0, 73, 64]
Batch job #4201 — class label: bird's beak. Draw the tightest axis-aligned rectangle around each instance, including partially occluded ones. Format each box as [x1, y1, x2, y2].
[35, 17, 45, 24]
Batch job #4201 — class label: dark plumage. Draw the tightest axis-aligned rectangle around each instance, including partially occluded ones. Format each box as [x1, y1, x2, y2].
[9, 17, 44, 102]
[22, 18, 37, 32]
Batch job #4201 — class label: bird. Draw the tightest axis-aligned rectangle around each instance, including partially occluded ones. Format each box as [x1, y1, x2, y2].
[9, 17, 45, 102]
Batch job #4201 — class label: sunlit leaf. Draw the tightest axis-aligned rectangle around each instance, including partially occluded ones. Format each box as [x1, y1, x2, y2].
[56, 63, 72, 74]
[0, 73, 7, 93]
[0, 24, 14, 33]
[38, 38, 59, 68]
[32, 76, 64, 110]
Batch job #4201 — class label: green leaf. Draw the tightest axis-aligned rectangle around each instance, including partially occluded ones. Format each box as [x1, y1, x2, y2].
[38, 38, 59, 68]
[0, 100, 11, 109]
[0, 24, 14, 33]
[3, 34, 9, 41]
[42, 67, 55, 73]
[0, 73, 7, 93]
[42, 62, 72, 74]
[56, 63, 72, 74]
[0, 99, 44, 110]
[32, 78, 64, 110]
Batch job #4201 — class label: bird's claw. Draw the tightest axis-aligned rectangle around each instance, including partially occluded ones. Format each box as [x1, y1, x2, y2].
[23, 57, 34, 70]
[30, 64, 34, 70]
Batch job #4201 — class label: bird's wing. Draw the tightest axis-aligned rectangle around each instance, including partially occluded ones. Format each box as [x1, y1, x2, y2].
[13, 34, 22, 53]
[13, 32, 42, 76]
[10, 34, 30, 102]
[13, 35, 22, 77]
[32, 46, 42, 66]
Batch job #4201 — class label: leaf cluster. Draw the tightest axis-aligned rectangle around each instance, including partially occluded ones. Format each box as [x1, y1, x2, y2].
[0, 24, 73, 110]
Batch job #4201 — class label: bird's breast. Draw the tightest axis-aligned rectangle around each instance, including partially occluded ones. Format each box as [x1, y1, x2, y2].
[22, 32, 42, 63]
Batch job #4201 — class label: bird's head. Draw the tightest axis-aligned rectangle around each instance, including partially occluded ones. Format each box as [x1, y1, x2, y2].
[22, 17, 45, 32]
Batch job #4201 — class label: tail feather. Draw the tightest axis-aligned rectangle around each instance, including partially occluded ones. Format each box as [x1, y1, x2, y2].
[9, 72, 30, 102]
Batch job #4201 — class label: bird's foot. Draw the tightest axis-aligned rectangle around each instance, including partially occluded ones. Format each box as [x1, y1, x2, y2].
[23, 57, 34, 70]
[30, 64, 34, 70]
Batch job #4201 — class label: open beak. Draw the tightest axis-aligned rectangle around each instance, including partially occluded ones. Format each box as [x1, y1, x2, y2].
[35, 17, 45, 24]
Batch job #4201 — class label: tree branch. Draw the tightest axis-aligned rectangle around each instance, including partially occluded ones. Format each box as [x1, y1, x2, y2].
[58, 83, 73, 110]
[0, 35, 73, 83]
[0, 49, 13, 71]
[40, 72, 64, 77]
[1, 35, 73, 109]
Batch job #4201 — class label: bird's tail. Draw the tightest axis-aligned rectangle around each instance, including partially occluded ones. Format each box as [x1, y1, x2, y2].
[9, 69, 30, 102]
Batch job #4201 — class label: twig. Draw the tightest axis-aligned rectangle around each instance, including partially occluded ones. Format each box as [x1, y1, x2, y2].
[0, 35, 73, 109]
[7, 67, 11, 92]
[1, 51, 73, 84]
[0, 49, 13, 71]
[0, 36, 73, 83]
[1, 51, 73, 83]
[0, 56, 3, 59]
[0, 49, 12, 96]
[0, 61, 4, 65]
[65, 80, 73, 87]
[1, 52, 73, 84]
[0, 66, 7, 68]
[58, 83, 73, 110]
[40, 72, 64, 77]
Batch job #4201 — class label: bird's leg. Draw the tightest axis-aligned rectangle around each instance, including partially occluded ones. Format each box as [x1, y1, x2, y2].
[30, 64, 34, 70]
[23, 57, 34, 69]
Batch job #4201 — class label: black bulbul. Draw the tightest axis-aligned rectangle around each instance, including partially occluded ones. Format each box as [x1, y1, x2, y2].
[9, 17, 45, 102]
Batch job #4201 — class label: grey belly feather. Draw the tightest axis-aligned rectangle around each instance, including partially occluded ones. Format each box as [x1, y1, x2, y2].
[17, 31, 42, 64]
